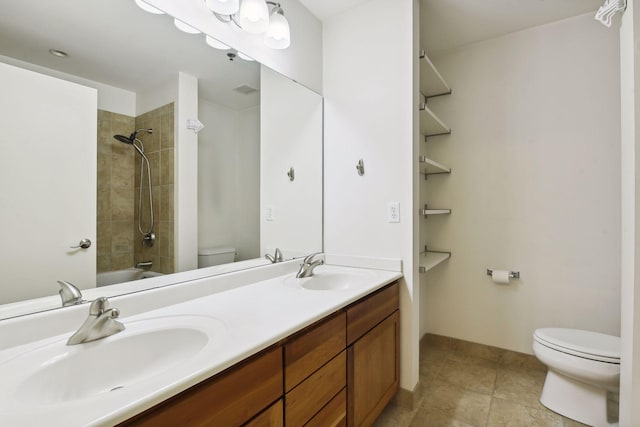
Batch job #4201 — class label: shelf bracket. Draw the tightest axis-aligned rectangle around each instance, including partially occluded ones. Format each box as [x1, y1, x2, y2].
[424, 131, 451, 140]
[422, 90, 453, 102]
[419, 205, 452, 218]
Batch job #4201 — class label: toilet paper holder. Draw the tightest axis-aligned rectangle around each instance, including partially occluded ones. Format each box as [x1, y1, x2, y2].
[486, 269, 520, 279]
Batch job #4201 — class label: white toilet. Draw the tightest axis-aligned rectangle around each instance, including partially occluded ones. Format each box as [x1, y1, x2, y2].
[532, 328, 620, 427]
[198, 247, 236, 268]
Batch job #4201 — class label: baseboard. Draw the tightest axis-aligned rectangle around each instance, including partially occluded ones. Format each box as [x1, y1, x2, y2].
[393, 380, 423, 411]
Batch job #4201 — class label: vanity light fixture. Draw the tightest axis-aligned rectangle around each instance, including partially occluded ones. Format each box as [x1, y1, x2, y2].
[174, 18, 202, 34]
[134, 0, 165, 14]
[205, 0, 291, 50]
[237, 51, 255, 61]
[205, 35, 231, 50]
[205, 0, 240, 15]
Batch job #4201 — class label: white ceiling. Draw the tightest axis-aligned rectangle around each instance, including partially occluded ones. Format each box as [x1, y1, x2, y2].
[299, 0, 605, 55]
[0, 0, 260, 110]
[421, 0, 605, 55]
[0, 0, 608, 103]
[297, 0, 372, 21]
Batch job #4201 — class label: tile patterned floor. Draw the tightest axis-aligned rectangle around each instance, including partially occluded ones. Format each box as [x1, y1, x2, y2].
[373, 334, 619, 427]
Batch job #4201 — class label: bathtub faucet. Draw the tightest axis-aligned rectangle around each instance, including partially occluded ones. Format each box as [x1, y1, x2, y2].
[136, 260, 153, 269]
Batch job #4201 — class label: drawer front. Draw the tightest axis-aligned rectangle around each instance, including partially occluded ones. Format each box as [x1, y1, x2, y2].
[121, 347, 283, 427]
[285, 350, 346, 427]
[346, 282, 399, 345]
[284, 311, 346, 392]
[245, 399, 283, 427]
[305, 388, 347, 427]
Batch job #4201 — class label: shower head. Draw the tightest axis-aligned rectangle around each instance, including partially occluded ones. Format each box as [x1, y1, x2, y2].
[113, 134, 134, 145]
[113, 129, 153, 145]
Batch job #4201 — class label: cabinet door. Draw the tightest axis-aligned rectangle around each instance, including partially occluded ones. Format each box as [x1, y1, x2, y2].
[347, 311, 399, 427]
[120, 347, 282, 427]
[245, 399, 283, 427]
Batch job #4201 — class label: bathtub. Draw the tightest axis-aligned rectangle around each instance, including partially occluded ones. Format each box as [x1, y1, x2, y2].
[96, 268, 164, 287]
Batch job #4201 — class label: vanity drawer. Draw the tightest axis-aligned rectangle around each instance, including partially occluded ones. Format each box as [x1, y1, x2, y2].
[284, 311, 346, 392]
[120, 347, 282, 427]
[245, 399, 283, 427]
[346, 281, 399, 345]
[306, 387, 347, 427]
[285, 350, 346, 426]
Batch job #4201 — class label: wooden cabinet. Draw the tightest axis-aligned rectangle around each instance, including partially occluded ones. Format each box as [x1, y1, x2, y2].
[306, 388, 347, 427]
[120, 347, 283, 427]
[120, 281, 399, 427]
[283, 312, 347, 426]
[284, 312, 346, 392]
[246, 400, 284, 427]
[346, 283, 400, 427]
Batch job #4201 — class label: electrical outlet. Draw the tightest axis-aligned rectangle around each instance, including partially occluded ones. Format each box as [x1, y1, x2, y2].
[266, 206, 275, 222]
[387, 202, 400, 223]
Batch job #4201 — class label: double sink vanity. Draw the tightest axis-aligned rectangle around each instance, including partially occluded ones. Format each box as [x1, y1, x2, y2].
[0, 257, 402, 426]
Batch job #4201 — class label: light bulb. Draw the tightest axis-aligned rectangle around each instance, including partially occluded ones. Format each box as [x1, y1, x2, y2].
[134, 0, 165, 14]
[204, 0, 240, 15]
[264, 9, 290, 49]
[205, 35, 231, 50]
[237, 52, 255, 61]
[238, 0, 269, 34]
[174, 19, 201, 34]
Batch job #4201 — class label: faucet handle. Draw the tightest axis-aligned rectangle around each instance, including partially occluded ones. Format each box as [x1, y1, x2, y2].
[89, 297, 110, 315]
[275, 248, 283, 262]
[303, 252, 323, 264]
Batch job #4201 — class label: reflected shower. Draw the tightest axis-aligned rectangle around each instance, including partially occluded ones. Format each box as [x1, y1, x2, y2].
[113, 129, 155, 247]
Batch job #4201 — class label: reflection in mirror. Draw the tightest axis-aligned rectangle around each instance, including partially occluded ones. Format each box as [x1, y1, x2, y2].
[0, 0, 322, 319]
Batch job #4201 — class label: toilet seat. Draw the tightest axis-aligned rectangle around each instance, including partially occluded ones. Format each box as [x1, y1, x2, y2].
[534, 328, 620, 364]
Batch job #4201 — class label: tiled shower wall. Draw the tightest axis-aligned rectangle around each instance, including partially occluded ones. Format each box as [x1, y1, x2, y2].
[97, 111, 136, 273]
[134, 103, 175, 274]
[96, 103, 175, 275]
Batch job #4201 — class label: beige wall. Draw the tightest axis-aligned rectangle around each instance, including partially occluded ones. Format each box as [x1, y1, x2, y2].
[97, 103, 175, 275]
[97, 110, 136, 273]
[420, 13, 621, 354]
[134, 103, 175, 274]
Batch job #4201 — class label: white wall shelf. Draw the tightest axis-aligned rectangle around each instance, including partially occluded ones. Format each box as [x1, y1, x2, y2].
[419, 155, 451, 177]
[419, 50, 451, 99]
[419, 103, 450, 137]
[419, 251, 451, 273]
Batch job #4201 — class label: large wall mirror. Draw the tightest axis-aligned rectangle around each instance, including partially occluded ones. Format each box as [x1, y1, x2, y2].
[0, 0, 322, 319]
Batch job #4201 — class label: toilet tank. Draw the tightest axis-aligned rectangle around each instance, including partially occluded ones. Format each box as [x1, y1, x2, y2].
[198, 247, 236, 268]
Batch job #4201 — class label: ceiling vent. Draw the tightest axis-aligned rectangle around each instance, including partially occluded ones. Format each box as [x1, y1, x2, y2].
[233, 84, 259, 95]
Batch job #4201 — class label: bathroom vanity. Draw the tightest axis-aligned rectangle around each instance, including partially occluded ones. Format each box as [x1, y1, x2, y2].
[0, 262, 402, 427]
[121, 281, 399, 427]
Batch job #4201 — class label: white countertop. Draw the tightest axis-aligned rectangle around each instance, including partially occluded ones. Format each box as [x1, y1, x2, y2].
[0, 263, 402, 426]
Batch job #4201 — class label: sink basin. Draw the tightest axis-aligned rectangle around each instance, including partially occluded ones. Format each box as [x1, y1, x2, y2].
[2, 315, 226, 405]
[284, 266, 376, 291]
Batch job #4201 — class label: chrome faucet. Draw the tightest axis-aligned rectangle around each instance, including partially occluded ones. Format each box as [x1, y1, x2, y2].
[136, 260, 153, 269]
[58, 280, 85, 307]
[67, 297, 125, 345]
[296, 253, 324, 278]
[265, 248, 283, 263]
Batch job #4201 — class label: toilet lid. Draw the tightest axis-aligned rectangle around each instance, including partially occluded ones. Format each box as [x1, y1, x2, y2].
[534, 328, 620, 364]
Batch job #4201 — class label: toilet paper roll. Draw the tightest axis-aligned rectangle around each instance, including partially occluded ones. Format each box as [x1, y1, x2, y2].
[491, 270, 510, 284]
